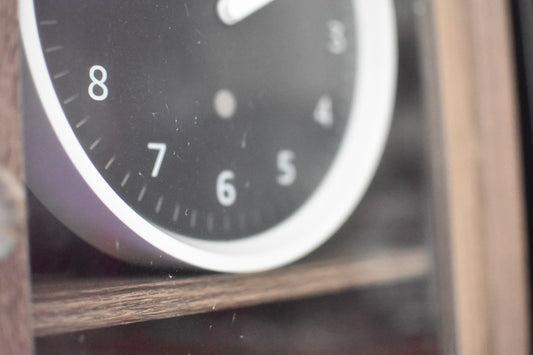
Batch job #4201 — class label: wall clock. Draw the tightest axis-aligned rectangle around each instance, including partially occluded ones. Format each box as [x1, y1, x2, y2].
[20, 0, 397, 272]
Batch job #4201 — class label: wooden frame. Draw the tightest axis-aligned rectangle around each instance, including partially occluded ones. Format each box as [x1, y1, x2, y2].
[0, 0, 530, 353]
[427, 0, 530, 353]
[0, 0, 33, 353]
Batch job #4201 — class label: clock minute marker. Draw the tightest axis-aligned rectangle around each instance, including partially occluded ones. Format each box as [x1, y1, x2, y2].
[53, 69, 70, 80]
[206, 213, 215, 233]
[217, 0, 276, 26]
[138, 184, 147, 202]
[75, 115, 90, 129]
[63, 93, 79, 105]
[172, 204, 181, 222]
[44, 45, 63, 53]
[89, 136, 102, 150]
[39, 19, 57, 26]
[155, 196, 164, 214]
[189, 210, 198, 228]
[104, 155, 116, 170]
[120, 171, 131, 187]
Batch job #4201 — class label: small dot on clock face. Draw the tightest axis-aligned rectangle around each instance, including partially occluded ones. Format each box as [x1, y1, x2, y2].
[214, 89, 237, 120]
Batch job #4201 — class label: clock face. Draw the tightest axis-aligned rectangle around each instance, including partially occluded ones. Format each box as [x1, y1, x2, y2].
[21, 0, 396, 271]
[33, 0, 356, 241]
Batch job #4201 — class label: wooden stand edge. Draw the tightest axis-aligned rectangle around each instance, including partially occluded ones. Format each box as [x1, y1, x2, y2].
[0, 0, 34, 354]
[428, 0, 530, 353]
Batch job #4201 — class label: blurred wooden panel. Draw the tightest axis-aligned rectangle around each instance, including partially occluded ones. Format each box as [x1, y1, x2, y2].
[428, 0, 530, 353]
[0, 0, 33, 353]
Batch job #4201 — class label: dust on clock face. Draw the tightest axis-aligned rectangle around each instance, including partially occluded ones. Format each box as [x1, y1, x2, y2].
[34, 0, 356, 241]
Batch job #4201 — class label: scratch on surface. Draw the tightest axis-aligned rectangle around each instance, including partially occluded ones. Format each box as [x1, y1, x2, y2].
[241, 132, 247, 149]
[195, 29, 207, 39]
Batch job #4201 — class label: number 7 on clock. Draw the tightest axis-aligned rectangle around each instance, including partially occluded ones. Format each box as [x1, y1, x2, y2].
[147, 142, 167, 178]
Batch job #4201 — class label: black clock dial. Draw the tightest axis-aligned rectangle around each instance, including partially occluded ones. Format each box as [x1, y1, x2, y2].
[33, 0, 356, 241]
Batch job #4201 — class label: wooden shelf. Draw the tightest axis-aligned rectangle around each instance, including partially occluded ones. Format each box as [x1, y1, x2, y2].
[32, 247, 428, 337]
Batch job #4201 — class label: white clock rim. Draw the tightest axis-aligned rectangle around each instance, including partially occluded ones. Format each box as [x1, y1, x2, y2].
[20, 0, 397, 273]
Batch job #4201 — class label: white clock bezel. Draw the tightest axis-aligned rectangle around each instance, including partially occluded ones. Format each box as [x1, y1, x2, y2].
[20, 0, 397, 272]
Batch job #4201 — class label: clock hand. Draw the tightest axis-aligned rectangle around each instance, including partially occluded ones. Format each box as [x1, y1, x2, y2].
[217, 0, 277, 26]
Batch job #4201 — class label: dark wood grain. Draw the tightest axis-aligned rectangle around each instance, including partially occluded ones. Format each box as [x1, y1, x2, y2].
[0, 0, 34, 353]
[0, 0, 23, 178]
[0, 172, 32, 354]
[32, 247, 428, 337]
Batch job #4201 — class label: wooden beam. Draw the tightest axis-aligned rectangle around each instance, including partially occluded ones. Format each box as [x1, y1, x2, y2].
[0, 0, 33, 353]
[429, 0, 530, 353]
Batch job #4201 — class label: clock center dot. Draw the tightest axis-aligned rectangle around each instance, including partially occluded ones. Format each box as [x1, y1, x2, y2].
[214, 89, 237, 119]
